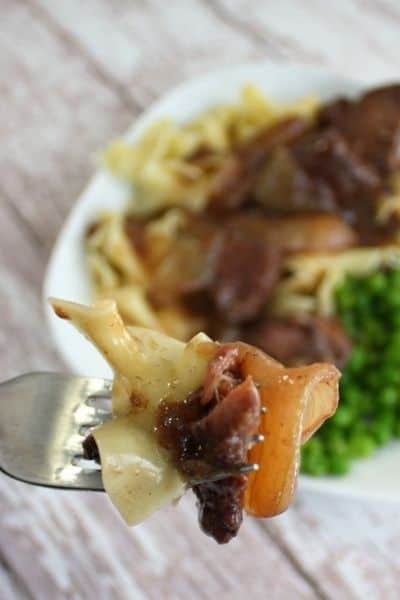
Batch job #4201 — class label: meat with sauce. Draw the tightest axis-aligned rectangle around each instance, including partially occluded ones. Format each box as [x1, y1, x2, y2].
[209, 117, 309, 213]
[319, 84, 400, 176]
[254, 128, 381, 230]
[210, 231, 282, 324]
[242, 316, 352, 369]
[157, 345, 261, 543]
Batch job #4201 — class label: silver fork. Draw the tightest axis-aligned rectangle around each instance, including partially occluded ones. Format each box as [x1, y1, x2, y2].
[0, 373, 111, 491]
[0, 373, 260, 492]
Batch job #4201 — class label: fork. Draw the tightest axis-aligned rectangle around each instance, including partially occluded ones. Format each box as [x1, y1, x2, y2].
[0, 373, 260, 492]
[0, 373, 111, 491]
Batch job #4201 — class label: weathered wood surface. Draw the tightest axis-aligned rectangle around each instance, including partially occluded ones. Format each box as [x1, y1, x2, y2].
[1, 1, 400, 598]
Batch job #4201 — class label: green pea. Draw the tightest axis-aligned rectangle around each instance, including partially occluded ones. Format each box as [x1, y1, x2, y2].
[380, 367, 400, 388]
[388, 270, 400, 289]
[357, 293, 372, 310]
[387, 290, 400, 308]
[364, 371, 382, 390]
[336, 291, 354, 311]
[379, 387, 398, 408]
[342, 387, 364, 408]
[301, 458, 329, 477]
[390, 312, 400, 329]
[332, 405, 355, 428]
[301, 443, 329, 477]
[328, 455, 350, 476]
[372, 414, 394, 445]
[388, 332, 400, 347]
[348, 347, 366, 373]
[348, 433, 377, 458]
[340, 314, 357, 336]
[367, 272, 387, 294]
[384, 343, 400, 364]
[325, 431, 349, 456]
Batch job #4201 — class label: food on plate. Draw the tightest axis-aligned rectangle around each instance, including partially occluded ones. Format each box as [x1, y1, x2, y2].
[50, 298, 339, 543]
[86, 83, 400, 475]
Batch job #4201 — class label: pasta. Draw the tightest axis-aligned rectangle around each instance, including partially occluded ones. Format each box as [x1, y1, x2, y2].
[50, 297, 215, 525]
[50, 298, 339, 539]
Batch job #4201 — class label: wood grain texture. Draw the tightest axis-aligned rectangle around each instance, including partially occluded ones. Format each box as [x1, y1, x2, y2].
[2, 0, 400, 598]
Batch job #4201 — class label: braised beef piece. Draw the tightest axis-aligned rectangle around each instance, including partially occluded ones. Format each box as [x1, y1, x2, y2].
[319, 85, 400, 176]
[210, 230, 282, 324]
[83, 434, 100, 463]
[291, 128, 382, 238]
[169, 214, 283, 325]
[193, 476, 247, 544]
[242, 316, 352, 368]
[252, 145, 334, 213]
[210, 85, 400, 242]
[157, 345, 261, 543]
[253, 126, 386, 242]
[209, 117, 309, 214]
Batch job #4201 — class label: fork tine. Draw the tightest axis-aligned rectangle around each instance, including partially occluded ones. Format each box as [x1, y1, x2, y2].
[84, 378, 113, 400]
[189, 463, 259, 486]
[250, 433, 265, 445]
[73, 403, 109, 426]
[85, 396, 112, 413]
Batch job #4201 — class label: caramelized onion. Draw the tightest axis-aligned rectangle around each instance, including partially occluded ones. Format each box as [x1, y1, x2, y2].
[225, 213, 358, 254]
[228, 343, 340, 518]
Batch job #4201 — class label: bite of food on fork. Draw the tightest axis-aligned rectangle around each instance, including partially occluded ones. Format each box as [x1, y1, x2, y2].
[0, 298, 340, 544]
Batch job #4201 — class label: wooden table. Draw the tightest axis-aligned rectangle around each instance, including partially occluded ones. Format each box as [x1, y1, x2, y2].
[2, 1, 400, 598]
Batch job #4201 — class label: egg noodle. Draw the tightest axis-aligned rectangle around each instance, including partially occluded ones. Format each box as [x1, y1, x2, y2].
[51, 297, 215, 524]
[86, 85, 400, 338]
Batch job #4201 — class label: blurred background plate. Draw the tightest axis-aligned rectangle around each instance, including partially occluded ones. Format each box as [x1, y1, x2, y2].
[43, 60, 400, 502]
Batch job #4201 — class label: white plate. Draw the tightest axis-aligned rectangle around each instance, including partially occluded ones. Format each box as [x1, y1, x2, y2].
[43, 61, 400, 502]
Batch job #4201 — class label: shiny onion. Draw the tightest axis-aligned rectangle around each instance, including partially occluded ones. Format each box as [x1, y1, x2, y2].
[230, 343, 340, 517]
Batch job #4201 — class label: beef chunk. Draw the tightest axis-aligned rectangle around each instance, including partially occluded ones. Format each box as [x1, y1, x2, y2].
[193, 476, 247, 544]
[210, 231, 282, 324]
[253, 145, 335, 213]
[319, 84, 400, 176]
[243, 316, 352, 368]
[157, 345, 261, 543]
[209, 117, 309, 214]
[292, 128, 381, 233]
[82, 434, 100, 463]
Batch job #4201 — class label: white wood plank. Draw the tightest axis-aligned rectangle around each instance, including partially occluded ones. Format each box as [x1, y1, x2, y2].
[213, 0, 400, 84]
[0, 0, 137, 249]
[33, 0, 266, 103]
[0, 478, 317, 599]
[0, 203, 61, 378]
[265, 492, 400, 599]
[0, 556, 31, 600]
